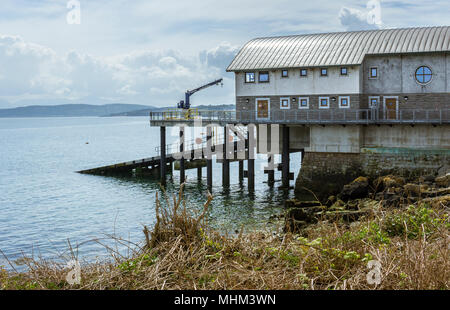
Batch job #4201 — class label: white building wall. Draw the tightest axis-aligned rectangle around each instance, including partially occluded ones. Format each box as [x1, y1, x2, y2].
[363, 53, 449, 94]
[304, 125, 362, 153]
[235, 66, 360, 97]
[446, 53, 450, 92]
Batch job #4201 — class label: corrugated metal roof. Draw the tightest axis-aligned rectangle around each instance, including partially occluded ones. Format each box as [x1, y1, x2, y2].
[226, 26, 450, 71]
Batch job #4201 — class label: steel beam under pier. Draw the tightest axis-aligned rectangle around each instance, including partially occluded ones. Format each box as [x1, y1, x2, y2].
[282, 125, 290, 189]
[180, 126, 185, 184]
[160, 126, 166, 185]
[197, 166, 202, 181]
[206, 126, 213, 191]
[222, 126, 230, 187]
[267, 155, 275, 186]
[247, 125, 255, 192]
[239, 160, 244, 182]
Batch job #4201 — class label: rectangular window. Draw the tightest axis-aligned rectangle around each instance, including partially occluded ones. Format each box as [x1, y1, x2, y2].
[280, 97, 290, 109]
[281, 70, 288, 78]
[259, 71, 269, 83]
[369, 96, 380, 108]
[300, 69, 308, 77]
[369, 67, 378, 79]
[298, 97, 309, 109]
[341, 67, 348, 75]
[245, 72, 255, 83]
[319, 97, 330, 109]
[320, 68, 328, 76]
[339, 96, 350, 108]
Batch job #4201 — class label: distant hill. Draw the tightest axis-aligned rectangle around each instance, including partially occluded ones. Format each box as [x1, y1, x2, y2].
[0, 104, 157, 117]
[107, 104, 236, 116]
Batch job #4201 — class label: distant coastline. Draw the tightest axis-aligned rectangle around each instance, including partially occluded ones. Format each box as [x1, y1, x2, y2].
[0, 103, 235, 118]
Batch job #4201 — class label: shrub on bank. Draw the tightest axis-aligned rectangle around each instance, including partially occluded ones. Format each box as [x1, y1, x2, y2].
[0, 186, 448, 290]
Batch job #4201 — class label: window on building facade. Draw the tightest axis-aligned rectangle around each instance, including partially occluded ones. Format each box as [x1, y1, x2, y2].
[245, 72, 255, 83]
[369, 96, 380, 108]
[259, 71, 270, 83]
[339, 96, 350, 108]
[298, 97, 309, 109]
[320, 68, 328, 76]
[300, 69, 308, 77]
[280, 97, 290, 109]
[319, 97, 330, 109]
[369, 67, 378, 79]
[415, 66, 432, 84]
[341, 67, 348, 75]
[281, 70, 288, 78]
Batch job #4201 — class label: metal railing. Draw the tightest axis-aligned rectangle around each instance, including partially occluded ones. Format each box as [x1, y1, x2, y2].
[154, 125, 248, 156]
[150, 108, 450, 124]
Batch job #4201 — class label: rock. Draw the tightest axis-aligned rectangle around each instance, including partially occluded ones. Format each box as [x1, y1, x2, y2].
[420, 195, 450, 208]
[435, 173, 450, 188]
[374, 191, 404, 207]
[403, 183, 429, 197]
[374, 175, 405, 192]
[419, 175, 435, 183]
[421, 187, 450, 198]
[285, 207, 324, 223]
[339, 176, 369, 201]
[284, 219, 308, 233]
[284, 199, 322, 209]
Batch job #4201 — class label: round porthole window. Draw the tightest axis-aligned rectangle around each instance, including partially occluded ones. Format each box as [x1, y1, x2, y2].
[415, 66, 432, 84]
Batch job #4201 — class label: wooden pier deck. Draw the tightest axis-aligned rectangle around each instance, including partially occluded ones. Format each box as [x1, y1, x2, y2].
[77, 122, 296, 191]
[77, 156, 165, 176]
[77, 140, 245, 177]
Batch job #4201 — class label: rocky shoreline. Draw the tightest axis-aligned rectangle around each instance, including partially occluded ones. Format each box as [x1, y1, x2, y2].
[285, 172, 450, 232]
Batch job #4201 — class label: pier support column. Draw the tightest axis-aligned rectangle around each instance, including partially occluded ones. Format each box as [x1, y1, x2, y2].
[160, 126, 166, 186]
[179, 126, 185, 184]
[222, 125, 230, 187]
[267, 155, 275, 186]
[282, 125, 290, 189]
[239, 160, 244, 182]
[248, 125, 255, 192]
[197, 166, 202, 181]
[206, 126, 213, 191]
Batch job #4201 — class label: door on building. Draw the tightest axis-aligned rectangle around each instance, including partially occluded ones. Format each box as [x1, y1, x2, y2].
[384, 97, 398, 120]
[256, 99, 270, 120]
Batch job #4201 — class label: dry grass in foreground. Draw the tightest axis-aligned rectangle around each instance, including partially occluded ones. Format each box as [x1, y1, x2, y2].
[0, 184, 449, 290]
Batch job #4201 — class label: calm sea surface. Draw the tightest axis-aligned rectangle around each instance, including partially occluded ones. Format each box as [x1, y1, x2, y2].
[0, 117, 300, 268]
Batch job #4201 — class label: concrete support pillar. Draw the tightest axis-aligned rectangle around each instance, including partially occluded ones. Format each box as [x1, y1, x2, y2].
[160, 126, 166, 186]
[222, 125, 230, 187]
[248, 125, 255, 192]
[206, 126, 213, 191]
[267, 155, 275, 186]
[179, 126, 185, 184]
[282, 125, 290, 188]
[239, 160, 244, 182]
[197, 166, 202, 181]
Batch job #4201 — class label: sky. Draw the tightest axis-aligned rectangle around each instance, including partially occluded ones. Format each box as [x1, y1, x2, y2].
[0, 0, 449, 108]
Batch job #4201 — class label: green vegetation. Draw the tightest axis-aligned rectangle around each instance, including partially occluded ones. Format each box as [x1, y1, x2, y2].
[0, 185, 448, 290]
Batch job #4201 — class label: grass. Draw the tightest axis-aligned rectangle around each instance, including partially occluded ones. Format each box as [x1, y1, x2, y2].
[0, 184, 448, 290]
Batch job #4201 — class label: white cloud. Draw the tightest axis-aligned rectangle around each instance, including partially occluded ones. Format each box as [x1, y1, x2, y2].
[0, 34, 238, 108]
[339, 7, 381, 31]
[0, 1, 449, 108]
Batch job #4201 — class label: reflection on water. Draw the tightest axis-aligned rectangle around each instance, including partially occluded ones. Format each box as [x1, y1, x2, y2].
[0, 117, 300, 269]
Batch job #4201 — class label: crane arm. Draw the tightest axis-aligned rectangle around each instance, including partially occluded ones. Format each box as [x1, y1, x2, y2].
[187, 78, 223, 95]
